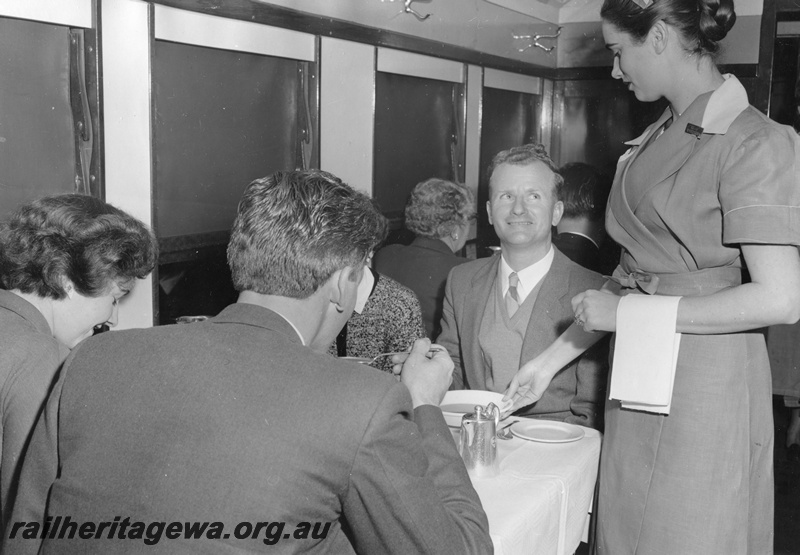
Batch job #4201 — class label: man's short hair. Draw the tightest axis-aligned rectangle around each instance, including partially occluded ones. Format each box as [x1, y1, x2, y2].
[487, 143, 564, 201]
[559, 162, 611, 222]
[227, 169, 388, 298]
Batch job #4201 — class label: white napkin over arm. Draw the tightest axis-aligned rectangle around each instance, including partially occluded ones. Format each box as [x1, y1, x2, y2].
[609, 295, 682, 414]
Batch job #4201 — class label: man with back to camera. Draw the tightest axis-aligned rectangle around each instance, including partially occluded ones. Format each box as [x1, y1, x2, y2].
[436, 144, 608, 430]
[5, 170, 492, 554]
[552, 162, 619, 276]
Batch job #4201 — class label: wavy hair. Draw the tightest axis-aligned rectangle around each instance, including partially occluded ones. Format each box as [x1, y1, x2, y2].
[404, 178, 475, 240]
[227, 169, 388, 298]
[0, 194, 158, 299]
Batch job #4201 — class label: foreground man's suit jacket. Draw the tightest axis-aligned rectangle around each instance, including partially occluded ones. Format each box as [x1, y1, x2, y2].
[437, 248, 608, 430]
[6, 303, 491, 554]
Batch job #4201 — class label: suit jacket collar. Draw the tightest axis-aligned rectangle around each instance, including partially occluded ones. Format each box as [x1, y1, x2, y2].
[0, 289, 54, 337]
[212, 302, 304, 346]
[519, 249, 572, 358]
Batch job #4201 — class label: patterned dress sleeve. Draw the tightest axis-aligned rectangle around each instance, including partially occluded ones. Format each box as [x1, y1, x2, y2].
[385, 278, 427, 355]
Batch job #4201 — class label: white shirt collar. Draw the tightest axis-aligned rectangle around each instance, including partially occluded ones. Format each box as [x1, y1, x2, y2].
[559, 230, 599, 249]
[499, 246, 554, 304]
[354, 266, 375, 314]
[270, 309, 306, 346]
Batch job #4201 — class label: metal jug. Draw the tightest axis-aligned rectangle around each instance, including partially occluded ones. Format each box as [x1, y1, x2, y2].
[459, 402, 500, 479]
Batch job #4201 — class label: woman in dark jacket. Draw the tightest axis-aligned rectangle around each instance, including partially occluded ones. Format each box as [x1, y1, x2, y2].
[0, 193, 157, 533]
[374, 178, 475, 339]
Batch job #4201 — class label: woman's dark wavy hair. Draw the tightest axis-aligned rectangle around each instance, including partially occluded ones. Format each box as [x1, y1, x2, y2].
[601, 0, 736, 56]
[405, 178, 475, 240]
[0, 194, 158, 299]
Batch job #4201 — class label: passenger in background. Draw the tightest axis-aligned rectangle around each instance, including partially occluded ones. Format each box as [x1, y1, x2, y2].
[331, 263, 427, 372]
[553, 162, 618, 276]
[0, 194, 157, 537]
[375, 178, 475, 339]
[7, 170, 491, 554]
[436, 144, 608, 430]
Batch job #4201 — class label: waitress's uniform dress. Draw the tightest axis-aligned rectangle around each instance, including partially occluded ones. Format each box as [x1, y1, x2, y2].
[598, 75, 800, 554]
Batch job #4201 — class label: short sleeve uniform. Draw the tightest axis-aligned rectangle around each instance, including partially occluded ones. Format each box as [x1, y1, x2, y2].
[598, 76, 800, 554]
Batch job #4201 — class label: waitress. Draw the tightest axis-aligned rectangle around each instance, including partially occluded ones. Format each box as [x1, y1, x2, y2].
[505, 0, 800, 552]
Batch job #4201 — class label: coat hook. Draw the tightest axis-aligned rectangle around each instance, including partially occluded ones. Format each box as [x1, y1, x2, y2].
[513, 27, 562, 53]
[404, 0, 431, 21]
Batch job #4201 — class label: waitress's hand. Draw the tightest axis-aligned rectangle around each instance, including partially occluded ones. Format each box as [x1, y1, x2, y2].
[572, 289, 621, 333]
[503, 355, 558, 412]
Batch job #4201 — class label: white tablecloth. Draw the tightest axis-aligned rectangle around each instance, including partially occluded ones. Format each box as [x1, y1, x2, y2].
[453, 421, 601, 555]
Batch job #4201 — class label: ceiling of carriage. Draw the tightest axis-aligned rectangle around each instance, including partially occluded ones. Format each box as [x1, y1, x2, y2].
[259, 0, 763, 68]
[483, 0, 602, 24]
[484, 0, 763, 24]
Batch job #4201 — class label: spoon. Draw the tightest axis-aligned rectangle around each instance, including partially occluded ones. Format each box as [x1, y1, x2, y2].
[360, 345, 448, 365]
[498, 420, 519, 440]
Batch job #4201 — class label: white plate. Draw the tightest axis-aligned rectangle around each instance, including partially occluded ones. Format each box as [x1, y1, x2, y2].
[439, 390, 513, 428]
[510, 420, 585, 443]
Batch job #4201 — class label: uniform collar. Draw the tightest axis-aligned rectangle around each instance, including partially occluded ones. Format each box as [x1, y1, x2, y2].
[624, 74, 748, 146]
[701, 74, 749, 134]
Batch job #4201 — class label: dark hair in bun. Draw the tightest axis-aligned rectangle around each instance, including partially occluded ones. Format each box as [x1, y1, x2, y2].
[601, 0, 736, 56]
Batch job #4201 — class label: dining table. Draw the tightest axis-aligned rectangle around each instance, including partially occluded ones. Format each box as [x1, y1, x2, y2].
[450, 418, 602, 555]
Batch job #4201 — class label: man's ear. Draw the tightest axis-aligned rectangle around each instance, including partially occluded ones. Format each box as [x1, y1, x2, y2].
[486, 200, 493, 226]
[331, 266, 360, 313]
[650, 20, 669, 55]
[551, 200, 564, 227]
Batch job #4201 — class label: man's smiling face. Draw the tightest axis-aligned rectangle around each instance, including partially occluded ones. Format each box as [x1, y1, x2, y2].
[487, 161, 563, 258]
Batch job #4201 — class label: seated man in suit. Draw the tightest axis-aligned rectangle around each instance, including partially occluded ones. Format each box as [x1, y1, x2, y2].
[7, 170, 492, 554]
[552, 162, 619, 276]
[437, 145, 608, 430]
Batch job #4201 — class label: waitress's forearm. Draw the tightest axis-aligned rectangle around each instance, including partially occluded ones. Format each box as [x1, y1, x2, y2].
[537, 322, 609, 375]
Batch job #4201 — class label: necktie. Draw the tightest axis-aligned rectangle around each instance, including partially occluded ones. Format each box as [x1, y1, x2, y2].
[505, 272, 520, 317]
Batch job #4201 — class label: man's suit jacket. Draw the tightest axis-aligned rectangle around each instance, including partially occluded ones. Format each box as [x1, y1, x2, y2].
[436, 248, 608, 430]
[7, 303, 491, 554]
[553, 232, 620, 276]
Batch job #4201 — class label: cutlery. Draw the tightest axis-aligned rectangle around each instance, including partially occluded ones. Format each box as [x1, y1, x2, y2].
[369, 345, 447, 365]
[498, 420, 519, 440]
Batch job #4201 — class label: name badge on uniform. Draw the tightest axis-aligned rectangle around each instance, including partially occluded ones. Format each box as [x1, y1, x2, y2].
[685, 123, 704, 138]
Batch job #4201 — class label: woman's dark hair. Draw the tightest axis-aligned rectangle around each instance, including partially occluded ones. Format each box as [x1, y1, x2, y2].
[404, 178, 475, 240]
[601, 0, 736, 56]
[0, 194, 158, 299]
